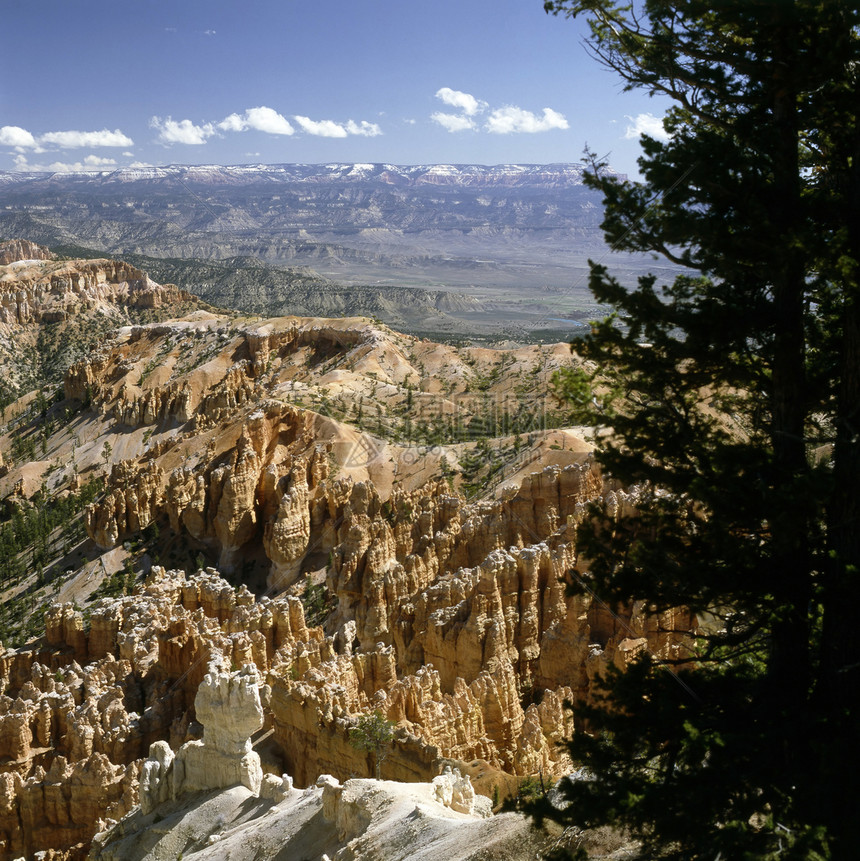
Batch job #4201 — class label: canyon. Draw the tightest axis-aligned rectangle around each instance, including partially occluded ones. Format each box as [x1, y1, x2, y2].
[0, 242, 691, 858]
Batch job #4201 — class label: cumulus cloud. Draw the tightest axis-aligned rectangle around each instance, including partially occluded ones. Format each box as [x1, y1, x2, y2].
[430, 112, 476, 133]
[430, 88, 568, 135]
[149, 105, 380, 145]
[344, 120, 382, 137]
[218, 106, 294, 136]
[0, 125, 37, 148]
[288, 116, 382, 138]
[1, 125, 133, 152]
[245, 106, 295, 135]
[624, 112, 670, 141]
[39, 128, 134, 148]
[294, 116, 348, 138]
[485, 106, 569, 134]
[435, 87, 485, 116]
[217, 113, 246, 132]
[203, 29, 216, 36]
[150, 116, 216, 145]
[83, 155, 117, 166]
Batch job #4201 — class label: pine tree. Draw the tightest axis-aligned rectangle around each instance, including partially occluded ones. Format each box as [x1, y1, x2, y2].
[348, 710, 395, 779]
[540, 1, 860, 858]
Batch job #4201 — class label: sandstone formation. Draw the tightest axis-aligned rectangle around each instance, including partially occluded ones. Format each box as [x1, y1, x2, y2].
[139, 661, 265, 813]
[0, 239, 53, 266]
[64, 311, 585, 587]
[0, 252, 695, 860]
[0, 255, 190, 327]
[0, 455, 693, 858]
[92, 772, 549, 861]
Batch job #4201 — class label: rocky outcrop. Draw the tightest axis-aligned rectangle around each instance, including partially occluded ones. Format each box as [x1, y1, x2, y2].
[0, 239, 53, 266]
[0, 453, 694, 858]
[0, 242, 700, 861]
[431, 765, 489, 816]
[87, 461, 163, 549]
[139, 661, 265, 813]
[87, 404, 329, 571]
[92, 772, 548, 861]
[0, 655, 142, 859]
[171, 662, 264, 798]
[0, 257, 190, 327]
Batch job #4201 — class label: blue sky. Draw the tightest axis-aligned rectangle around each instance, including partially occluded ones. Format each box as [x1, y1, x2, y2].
[0, 0, 669, 176]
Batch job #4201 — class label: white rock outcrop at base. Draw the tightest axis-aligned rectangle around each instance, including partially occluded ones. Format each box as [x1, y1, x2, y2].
[432, 765, 490, 816]
[92, 774, 549, 861]
[138, 659, 266, 813]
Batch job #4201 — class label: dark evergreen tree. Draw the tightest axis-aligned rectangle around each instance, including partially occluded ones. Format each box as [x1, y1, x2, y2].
[539, 1, 860, 858]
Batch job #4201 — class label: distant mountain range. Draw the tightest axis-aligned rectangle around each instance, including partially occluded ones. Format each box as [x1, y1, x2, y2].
[0, 162, 619, 265]
[0, 161, 625, 189]
[0, 162, 674, 336]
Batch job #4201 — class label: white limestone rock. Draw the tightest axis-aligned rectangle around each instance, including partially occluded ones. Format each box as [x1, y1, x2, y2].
[138, 740, 174, 815]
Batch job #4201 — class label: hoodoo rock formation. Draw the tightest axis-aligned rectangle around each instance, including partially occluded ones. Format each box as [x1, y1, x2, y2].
[0, 458, 692, 858]
[0, 239, 53, 267]
[0, 250, 694, 859]
[0, 250, 190, 327]
[139, 660, 266, 812]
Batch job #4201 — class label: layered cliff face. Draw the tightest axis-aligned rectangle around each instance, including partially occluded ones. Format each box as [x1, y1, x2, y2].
[0, 239, 53, 267]
[60, 309, 588, 582]
[94, 658, 549, 861]
[0, 242, 205, 404]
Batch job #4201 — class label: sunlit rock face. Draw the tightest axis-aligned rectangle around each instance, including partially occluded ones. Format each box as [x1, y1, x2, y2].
[0, 456, 693, 859]
[138, 661, 265, 811]
[0, 253, 694, 859]
[1, 248, 189, 328]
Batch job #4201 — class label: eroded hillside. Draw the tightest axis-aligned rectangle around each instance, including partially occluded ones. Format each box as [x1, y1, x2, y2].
[0, 245, 693, 859]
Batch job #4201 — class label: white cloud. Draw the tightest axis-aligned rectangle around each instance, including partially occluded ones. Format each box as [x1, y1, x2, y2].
[404, 118, 417, 125]
[122, 151, 134, 157]
[0, 125, 37, 148]
[345, 120, 382, 137]
[3, 125, 134, 153]
[84, 155, 117, 166]
[129, 161, 153, 168]
[246, 107, 295, 135]
[218, 106, 294, 136]
[485, 106, 569, 134]
[624, 112, 670, 141]
[430, 89, 567, 135]
[203, 29, 216, 36]
[150, 106, 380, 145]
[218, 113, 247, 132]
[295, 116, 348, 138]
[431, 112, 476, 133]
[293, 116, 382, 138]
[150, 116, 216, 145]
[39, 128, 134, 148]
[435, 87, 485, 116]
